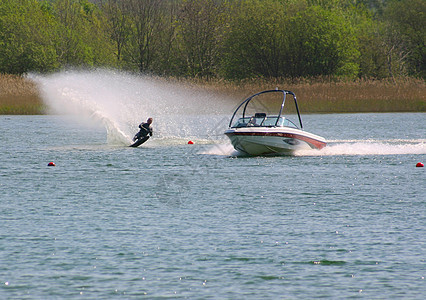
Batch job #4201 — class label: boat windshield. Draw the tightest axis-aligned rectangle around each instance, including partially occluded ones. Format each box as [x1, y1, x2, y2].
[231, 116, 298, 128]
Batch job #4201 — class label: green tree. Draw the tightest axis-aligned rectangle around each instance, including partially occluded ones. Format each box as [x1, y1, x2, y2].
[102, 0, 132, 66]
[355, 16, 389, 78]
[1, 0, 422, 80]
[144, 1, 183, 76]
[176, 0, 229, 78]
[120, 0, 164, 73]
[383, 0, 425, 77]
[51, 0, 114, 68]
[286, 5, 359, 78]
[222, 0, 359, 79]
[221, 0, 288, 79]
[0, 0, 59, 74]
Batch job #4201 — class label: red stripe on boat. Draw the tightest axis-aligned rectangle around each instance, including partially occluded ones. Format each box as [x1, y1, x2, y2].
[225, 131, 327, 149]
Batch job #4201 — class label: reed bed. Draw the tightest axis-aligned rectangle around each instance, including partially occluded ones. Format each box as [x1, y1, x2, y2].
[0, 74, 424, 115]
[0, 74, 44, 115]
[187, 77, 426, 113]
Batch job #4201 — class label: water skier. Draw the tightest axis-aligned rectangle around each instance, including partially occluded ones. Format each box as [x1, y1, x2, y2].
[133, 117, 153, 142]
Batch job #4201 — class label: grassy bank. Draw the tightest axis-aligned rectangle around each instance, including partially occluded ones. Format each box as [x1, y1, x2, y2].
[0, 74, 44, 115]
[0, 74, 424, 115]
[192, 77, 426, 113]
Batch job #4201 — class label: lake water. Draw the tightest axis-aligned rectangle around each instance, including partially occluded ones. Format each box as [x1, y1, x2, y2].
[1, 112, 425, 299]
[1, 71, 426, 298]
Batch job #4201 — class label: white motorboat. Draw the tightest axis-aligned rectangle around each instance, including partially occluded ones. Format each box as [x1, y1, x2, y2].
[224, 89, 326, 155]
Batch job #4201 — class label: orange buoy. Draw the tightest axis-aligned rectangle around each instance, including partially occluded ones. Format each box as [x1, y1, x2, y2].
[188, 140, 194, 144]
[416, 162, 424, 167]
[47, 162, 56, 167]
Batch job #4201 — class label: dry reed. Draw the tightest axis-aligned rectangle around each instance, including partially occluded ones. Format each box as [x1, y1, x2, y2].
[0, 74, 424, 115]
[0, 74, 44, 115]
[185, 77, 426, 113]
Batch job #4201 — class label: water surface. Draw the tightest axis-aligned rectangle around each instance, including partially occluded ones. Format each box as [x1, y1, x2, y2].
[1, 113, 425, 299]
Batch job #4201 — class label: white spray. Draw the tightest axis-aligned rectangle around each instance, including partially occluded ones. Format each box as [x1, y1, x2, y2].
[32, 69, 235, 145]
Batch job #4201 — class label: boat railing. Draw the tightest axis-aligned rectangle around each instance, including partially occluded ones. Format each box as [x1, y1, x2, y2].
[228, 89, 303, 129]
[231, 116, 299, 129]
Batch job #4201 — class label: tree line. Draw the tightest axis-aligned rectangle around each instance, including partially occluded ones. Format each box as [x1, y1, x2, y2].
[0, 0, 424, 80]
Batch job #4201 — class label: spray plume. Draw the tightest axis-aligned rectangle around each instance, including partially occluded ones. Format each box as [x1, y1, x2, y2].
[33, 69, 234, 145]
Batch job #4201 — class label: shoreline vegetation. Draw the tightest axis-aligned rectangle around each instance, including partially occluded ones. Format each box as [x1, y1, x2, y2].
[1, 1, 424, 114]
[0, 75, 44, 115]
[0, 74, 424, 115]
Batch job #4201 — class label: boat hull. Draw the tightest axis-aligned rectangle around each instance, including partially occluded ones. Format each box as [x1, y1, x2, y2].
[225, 127, 326, 155]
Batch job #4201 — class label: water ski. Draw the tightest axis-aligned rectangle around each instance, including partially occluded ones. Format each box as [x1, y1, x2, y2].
[130, 136, 149, 147]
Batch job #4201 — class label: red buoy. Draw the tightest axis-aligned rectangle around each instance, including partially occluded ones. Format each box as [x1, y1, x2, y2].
[188, 140, 194, 144]
[416, 162, 424, 167]
[47, 162, 56, 167]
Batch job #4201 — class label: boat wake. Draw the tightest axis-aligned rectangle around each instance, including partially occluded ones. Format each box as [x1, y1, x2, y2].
[201, 139, 426, 156]
[296, 139, 426, 156]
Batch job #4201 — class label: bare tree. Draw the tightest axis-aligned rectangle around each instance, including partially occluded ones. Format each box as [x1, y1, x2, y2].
[102, 0, 130, 63]
[382, 26, 409, 83]
[123, 0, 163, 72]
[177, 0, 228, 78]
